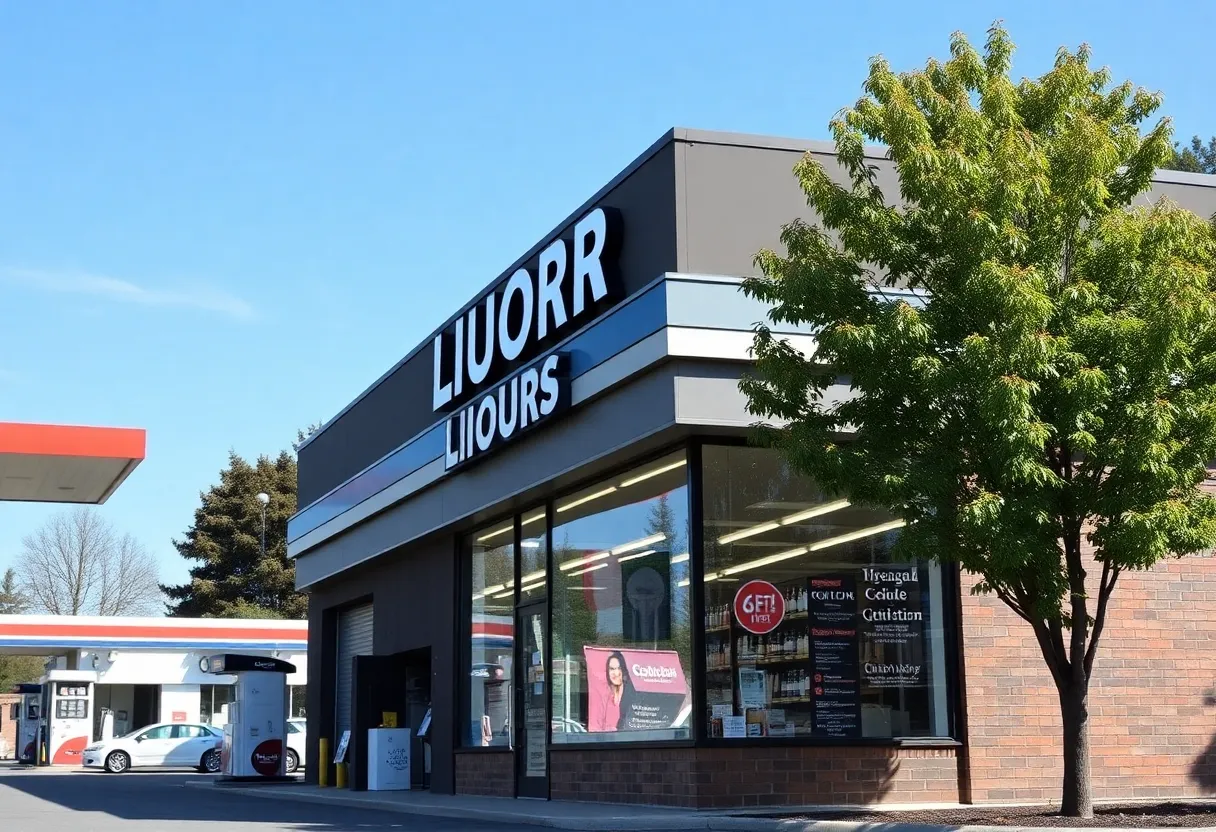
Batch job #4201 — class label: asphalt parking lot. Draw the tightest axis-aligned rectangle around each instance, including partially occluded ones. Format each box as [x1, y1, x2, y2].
[0, 765, 546, 832]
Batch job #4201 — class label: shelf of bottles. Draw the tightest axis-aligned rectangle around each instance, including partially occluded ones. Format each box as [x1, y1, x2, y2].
[704, 579, 814, 712]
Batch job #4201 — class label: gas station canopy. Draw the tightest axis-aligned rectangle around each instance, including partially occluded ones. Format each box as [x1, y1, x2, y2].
[0, 421, 146, 504]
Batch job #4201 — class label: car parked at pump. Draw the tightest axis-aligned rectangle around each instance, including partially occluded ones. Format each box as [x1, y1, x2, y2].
[286, 717, 305, 773]
[83, 722, 222, 773]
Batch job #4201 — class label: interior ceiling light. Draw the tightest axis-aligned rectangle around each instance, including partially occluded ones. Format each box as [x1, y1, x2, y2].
[568, 563, 608, 577]
[478, 510, 547, 544]
[476, 525, 512, 543]
[557, 533, 666, 572]
[719, 519, 905, 577]
[617, 549, 656, 563]
[670, 552, 690, 564]
[717, 499, 852, 545]
[619, 459, 686, 488]
[557, 486, 618, 514]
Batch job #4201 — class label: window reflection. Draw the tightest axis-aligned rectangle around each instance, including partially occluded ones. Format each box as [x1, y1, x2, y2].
[467, 526, 516, 747]
[550, 451, 692, 744]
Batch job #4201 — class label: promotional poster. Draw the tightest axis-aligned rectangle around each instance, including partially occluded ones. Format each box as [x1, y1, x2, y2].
[583, 646, 688, 733]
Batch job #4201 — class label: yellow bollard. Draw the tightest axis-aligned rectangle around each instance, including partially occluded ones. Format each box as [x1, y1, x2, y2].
[335, 761, 347, 789]
[318, 739, 329, 787]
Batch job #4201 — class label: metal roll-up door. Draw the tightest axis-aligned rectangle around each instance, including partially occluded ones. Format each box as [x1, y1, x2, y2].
[335, 603, 374, 740]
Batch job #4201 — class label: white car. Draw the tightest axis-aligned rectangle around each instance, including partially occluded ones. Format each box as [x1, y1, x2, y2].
[285, 718, 305, 773]
[83, 722, 223, 774]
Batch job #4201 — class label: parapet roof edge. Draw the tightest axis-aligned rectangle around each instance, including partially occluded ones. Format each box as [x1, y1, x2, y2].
[297, 128, 1216, 453]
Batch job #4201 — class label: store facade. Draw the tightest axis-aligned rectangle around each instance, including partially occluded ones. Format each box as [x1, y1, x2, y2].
[292, 129, 1216, 808]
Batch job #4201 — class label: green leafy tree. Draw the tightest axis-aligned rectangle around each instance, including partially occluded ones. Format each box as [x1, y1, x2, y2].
[740, 24, 1216, 818]
[1165, 135, 1216, 174]
[0, 569, 47, 690]
[163, 446, 306, 619]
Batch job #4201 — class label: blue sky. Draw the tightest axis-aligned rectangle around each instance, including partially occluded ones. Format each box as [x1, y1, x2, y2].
[0, 1, 1210, 591]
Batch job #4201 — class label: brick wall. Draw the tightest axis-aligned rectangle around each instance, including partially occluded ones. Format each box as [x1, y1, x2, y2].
[0, 694, 16, 760]
[454, 750, 514, 797]
[550, 745, 959, 809]
[962, 556, 1216, 802]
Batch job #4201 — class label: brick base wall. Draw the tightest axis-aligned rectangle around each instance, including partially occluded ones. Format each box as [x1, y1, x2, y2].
[962, 557, 1216, 802]
[454, 750, 514, 797]
[550, 745, 959, 808]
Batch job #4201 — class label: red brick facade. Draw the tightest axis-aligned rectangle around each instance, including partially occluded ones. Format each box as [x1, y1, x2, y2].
[962, 556, 1216, 803]
[454, 750, 514, 797]
[548, 746, 958, 808]
[452, 558, 1216, 809]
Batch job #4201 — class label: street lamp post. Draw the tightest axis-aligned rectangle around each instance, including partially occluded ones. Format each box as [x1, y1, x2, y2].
[256, 492, 270, 558]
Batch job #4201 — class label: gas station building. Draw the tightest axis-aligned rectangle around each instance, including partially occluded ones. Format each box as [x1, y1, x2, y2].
[0, 615, 307, 763]
[0, 420, 308, 765]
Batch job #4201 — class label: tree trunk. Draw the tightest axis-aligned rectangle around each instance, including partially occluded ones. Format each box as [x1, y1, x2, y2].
[1058, 680, 1094, 818]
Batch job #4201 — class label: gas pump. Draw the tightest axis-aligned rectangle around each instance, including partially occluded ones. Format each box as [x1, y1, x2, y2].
[9, 684, 41, 764]
[203, 654, 296, 780]
[42, 671, 94, 765]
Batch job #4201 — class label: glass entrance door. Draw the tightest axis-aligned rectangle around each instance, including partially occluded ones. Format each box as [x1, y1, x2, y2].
[515, 601, 549, 798]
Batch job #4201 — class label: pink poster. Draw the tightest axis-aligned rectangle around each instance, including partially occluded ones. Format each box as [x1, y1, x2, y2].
[583, 646, 688, 733]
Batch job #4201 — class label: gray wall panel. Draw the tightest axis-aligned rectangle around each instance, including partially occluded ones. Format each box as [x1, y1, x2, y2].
[677, 138, 900, 279]
[1141, 178, 1216, 217]
[298, 143, 679, 506]
[304, 535, 456, 793]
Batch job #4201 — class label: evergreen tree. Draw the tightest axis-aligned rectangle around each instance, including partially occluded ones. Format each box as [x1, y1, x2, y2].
[1165, 135, 1216, 175]
[0, 569, 48, 690]
[163, 448, 306, 619]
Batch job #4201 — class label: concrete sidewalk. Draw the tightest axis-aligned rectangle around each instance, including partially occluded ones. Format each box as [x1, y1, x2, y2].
[181, 780, 1216, 832]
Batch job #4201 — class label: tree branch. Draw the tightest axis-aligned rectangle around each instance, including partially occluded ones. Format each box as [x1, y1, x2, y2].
[1083, 560, 1121, 676]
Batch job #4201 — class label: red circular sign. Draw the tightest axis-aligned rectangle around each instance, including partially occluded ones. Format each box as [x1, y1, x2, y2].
[250, 739, 283, 776]
[734, 580, 786, 634]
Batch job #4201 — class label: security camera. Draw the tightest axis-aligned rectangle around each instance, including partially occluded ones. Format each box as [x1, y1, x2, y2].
[256, 493, 270, 506]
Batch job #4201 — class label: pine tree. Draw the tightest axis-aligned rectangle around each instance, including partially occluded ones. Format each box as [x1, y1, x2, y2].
[162, 449, 306, 619]
[0, 569, 48, 690]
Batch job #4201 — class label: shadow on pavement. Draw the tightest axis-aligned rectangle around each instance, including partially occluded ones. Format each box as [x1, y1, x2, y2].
[0, 769, 507, 830]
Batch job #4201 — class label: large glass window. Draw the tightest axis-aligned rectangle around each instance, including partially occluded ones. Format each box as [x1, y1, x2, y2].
[702, 445, 950, 740]
[466, 523, 516, 747]
[550, 450, 692, 744]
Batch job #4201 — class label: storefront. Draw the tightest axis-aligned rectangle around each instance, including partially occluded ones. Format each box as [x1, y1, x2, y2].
[292, 128, 1216, 808]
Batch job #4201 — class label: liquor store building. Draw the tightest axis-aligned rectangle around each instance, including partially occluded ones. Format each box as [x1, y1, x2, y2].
[292, 129, 1216, 808]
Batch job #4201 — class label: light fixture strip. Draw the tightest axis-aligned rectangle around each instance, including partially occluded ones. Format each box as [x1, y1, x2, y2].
[719, 520, 905, 577]
[568, 563, 609, 577]
[618, 459, 687, 488]
[716, 499, 852, 545]
[557, 486, 618, 514]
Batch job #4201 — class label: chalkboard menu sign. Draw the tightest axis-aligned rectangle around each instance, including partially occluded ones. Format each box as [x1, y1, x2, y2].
[808, 574, 861, 738]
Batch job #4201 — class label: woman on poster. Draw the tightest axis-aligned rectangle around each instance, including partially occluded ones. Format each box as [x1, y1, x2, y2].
[590, 650, 635, 732]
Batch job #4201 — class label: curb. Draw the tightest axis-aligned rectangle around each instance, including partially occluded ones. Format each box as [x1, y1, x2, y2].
[180, 783, 1216, 832]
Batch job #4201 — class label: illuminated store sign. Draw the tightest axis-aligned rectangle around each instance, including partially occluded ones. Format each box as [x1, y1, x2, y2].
[434, 206, 622, 470]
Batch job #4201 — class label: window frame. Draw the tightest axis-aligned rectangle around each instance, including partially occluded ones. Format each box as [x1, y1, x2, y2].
[542, 443, 697, 751]
[453, 436, 963, 753]
[458, 510, 522, 752]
